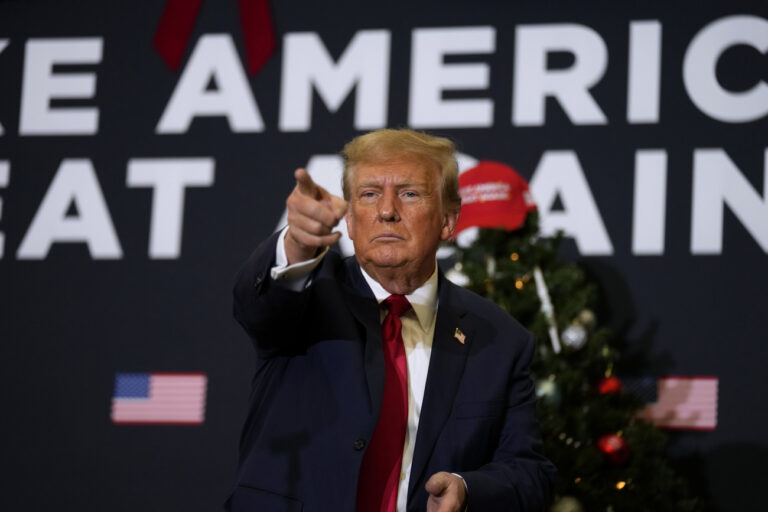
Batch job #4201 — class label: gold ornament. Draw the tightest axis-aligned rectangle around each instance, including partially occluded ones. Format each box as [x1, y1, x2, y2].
[551, 496, 584, 512]
[578, 308, 596, 329]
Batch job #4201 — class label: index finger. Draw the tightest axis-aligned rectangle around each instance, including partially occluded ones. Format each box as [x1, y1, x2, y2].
[294, 168, 319, 198]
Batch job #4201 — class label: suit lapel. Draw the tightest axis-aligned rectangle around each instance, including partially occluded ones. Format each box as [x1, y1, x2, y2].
[408, 275, 472, 501]
[342, 258, 386, 417]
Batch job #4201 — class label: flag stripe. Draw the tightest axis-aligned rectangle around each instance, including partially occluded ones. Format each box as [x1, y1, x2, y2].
[111, 373, 207, 425]
[640, 377, 718, 430]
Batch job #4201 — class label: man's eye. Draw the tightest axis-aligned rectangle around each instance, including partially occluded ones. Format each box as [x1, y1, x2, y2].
[361, 192, 377, 198]
[402, 191, 418, 198]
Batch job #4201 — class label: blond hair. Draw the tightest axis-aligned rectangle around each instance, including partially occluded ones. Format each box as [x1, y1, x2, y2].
[341, 129, 461, 213]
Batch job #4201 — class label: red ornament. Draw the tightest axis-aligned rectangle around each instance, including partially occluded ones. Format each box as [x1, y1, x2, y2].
[596, 434, 630, 466]
[597, 376, 623, 394]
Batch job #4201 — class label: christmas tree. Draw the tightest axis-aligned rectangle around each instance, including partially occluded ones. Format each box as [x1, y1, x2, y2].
[450, 162, 702, 512]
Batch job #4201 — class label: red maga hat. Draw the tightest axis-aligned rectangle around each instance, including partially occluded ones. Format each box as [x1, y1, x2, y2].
[454, 160, 536, 236]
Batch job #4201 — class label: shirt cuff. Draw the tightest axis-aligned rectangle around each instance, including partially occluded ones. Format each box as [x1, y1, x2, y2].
[270, 226, 328, 291]
[451, 473, 469, 512]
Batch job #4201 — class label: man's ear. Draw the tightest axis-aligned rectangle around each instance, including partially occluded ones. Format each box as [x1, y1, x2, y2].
[345, 210, 355, 241]
[439, 209, 460, 241]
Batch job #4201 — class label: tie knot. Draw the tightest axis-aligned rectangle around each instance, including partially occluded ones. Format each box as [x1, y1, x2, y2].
[383, 294, 411, 318]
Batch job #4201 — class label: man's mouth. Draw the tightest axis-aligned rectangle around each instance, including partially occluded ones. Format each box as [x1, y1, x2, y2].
[372, 233, 404, 241]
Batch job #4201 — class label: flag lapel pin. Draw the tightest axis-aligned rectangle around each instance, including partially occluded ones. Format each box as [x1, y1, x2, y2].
[454, 327, 466, 345]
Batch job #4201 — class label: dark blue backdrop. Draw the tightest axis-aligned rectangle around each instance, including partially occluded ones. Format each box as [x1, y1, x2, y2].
[1, 1, 766, 510]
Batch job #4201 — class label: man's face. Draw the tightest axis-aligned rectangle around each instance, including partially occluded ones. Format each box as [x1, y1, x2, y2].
[345, 159, 458, 282]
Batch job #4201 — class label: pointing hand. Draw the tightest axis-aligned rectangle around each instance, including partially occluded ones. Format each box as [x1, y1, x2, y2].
[284, 168, 348, 264]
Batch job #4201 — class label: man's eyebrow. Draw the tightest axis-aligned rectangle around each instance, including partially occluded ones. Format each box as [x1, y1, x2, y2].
[355, 180, 382, 190]
[355, 179, 429, 190]
[375, 180, 427, 186]
[396, 182, 430, 191]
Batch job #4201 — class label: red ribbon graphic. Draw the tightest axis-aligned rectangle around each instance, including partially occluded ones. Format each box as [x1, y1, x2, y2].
[153, 0, 275, 76]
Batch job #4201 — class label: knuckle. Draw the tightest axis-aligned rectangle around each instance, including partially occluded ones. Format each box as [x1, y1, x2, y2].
[312, 205, 333, 226]
[306, 218, 325, 235]
[286, 191, 301, 210]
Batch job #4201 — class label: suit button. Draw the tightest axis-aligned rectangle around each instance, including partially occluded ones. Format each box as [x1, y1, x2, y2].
[353, 439, 365, 451]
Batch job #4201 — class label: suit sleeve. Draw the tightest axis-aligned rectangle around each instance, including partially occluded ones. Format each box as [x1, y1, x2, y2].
[460, 331, 556, 512]
[232, 231, 316, 357]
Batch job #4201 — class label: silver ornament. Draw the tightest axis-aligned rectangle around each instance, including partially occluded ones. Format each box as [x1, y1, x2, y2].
[535, 377, 562, 406]
[561, 324, 588, 350]
[445, 264, 470, 287]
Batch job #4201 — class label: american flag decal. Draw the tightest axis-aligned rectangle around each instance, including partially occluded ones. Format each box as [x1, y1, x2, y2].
[111, 373, 207, 425]
[635, 376, 718, 430]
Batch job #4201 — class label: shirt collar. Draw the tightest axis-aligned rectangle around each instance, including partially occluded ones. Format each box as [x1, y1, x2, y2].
[359, 264, 439, 333]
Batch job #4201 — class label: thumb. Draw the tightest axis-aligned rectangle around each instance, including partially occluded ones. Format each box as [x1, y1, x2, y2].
[329, 195, 348, 220]
[425, 472, 450, 497]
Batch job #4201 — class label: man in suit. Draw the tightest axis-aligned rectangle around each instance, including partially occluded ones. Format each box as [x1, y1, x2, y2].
[230, 129, 555, 511]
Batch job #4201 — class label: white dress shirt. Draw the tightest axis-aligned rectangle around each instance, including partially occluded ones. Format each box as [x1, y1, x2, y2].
[270, 228, 438, 512]
[359, 264, 437, 512]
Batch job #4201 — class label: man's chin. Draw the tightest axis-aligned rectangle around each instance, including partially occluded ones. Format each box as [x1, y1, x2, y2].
[361, 250, 409, 270]
[370, 257, 408, 269]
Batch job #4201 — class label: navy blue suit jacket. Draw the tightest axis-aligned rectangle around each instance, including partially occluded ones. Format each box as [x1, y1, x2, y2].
[228, 233, 555, 511]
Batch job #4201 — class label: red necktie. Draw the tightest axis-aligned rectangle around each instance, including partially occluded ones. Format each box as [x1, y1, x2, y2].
[357, 295, 411, 512]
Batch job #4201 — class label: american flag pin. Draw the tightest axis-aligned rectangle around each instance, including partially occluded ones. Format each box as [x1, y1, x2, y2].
[454, 328, 466, 345]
